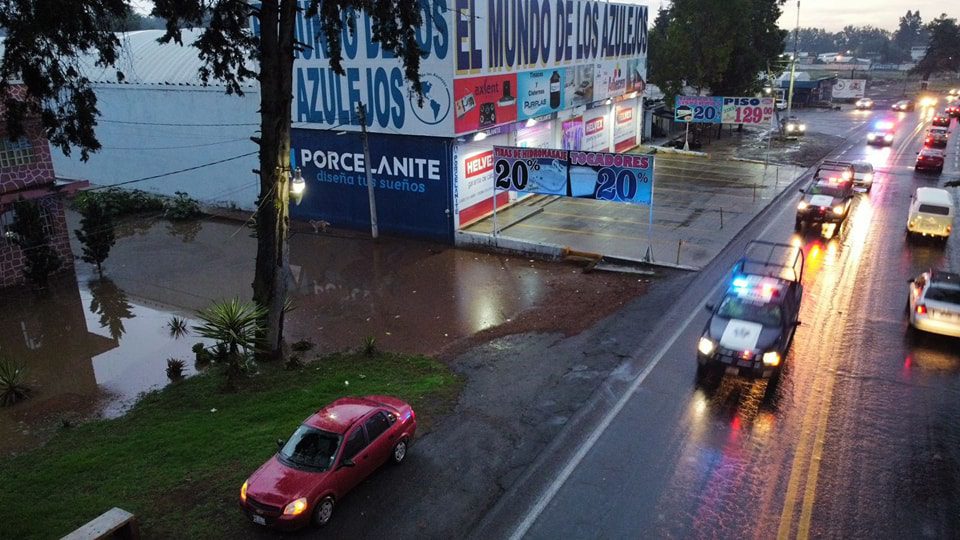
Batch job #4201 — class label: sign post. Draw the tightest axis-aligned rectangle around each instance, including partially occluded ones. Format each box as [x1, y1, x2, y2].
[674, 105, 694, 151]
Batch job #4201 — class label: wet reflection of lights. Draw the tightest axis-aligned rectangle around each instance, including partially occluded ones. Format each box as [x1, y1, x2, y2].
[863, 145, 892, 169]
[806, 241, 824, 275]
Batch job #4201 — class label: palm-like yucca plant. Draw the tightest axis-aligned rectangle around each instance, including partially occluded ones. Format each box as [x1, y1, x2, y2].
[0, 358, 32, 407]
[193, 299, 267, 388]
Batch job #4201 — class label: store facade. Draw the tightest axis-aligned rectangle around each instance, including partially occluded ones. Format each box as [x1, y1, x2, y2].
[288, 0, 649, 243]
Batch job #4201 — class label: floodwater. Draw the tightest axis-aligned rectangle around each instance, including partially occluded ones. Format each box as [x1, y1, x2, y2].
[0, 208, 644, 455]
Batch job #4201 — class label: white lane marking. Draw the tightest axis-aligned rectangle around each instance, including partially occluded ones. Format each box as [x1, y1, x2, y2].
[508, 124, 873, 540]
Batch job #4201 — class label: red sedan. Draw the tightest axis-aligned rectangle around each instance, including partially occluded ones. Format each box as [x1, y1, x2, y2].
[932, 114, 951, 127]
[239, 396, 417, 530]
[947, 105, 960, 118]
[916, 148, 945, 174]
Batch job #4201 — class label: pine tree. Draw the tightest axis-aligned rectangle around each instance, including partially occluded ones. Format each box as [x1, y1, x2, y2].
[75, 199, 116, 276]
[8, 200, 63, 287]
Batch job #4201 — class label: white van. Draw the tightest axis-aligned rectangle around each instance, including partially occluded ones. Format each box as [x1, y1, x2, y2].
[907, 187, 954, 241]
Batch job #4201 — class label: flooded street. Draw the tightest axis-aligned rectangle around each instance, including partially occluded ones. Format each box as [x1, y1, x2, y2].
[0, 208, 646, 455]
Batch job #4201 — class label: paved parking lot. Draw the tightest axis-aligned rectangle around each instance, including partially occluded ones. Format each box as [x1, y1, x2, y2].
[464, 152, 805, 268]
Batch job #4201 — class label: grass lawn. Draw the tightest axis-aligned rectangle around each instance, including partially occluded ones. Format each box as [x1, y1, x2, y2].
[0, 351, 462, 539]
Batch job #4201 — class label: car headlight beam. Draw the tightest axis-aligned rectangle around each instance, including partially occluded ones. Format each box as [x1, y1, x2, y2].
[698, 337, 716, 356]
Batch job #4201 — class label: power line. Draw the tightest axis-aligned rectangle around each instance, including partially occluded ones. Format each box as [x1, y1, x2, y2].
[99, 119, 260, 127]
[90, 152, 258, 190]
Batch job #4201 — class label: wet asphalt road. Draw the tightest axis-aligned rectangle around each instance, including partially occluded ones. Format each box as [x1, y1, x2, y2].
[477, 104, 960, 539]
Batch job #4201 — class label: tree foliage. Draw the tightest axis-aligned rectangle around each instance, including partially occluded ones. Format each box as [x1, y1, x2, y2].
[912, 14, 960, 78]
[74, 199, 116, 276]
[648, 0, 785, 103]
[8, 199, 63, 287]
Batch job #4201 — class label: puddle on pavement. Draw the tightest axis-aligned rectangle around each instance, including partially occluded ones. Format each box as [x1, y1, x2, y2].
[0, 267, 207, 455]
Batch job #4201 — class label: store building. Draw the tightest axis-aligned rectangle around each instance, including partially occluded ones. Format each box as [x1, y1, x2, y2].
[289, 0, 649, 244]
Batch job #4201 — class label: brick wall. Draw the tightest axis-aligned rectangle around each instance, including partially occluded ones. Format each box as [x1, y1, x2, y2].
[0, 195, 75, 289]
[1, 85, 56, 194]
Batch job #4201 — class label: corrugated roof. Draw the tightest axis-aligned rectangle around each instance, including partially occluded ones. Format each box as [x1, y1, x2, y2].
[1, 29, 258, 88]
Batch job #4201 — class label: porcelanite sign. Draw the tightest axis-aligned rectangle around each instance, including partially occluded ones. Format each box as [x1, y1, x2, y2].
[452, 0, 648, 134]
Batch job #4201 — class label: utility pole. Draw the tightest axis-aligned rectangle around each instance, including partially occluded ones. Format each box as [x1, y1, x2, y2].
[786, 1, 801, 117]
[357, 103, 379, 239]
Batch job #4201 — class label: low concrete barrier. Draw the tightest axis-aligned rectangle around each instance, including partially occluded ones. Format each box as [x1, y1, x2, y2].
[62, 507, 140, 540]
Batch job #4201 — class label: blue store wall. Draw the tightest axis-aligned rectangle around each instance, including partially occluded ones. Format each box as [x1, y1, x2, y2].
[291, 129, 454, 243]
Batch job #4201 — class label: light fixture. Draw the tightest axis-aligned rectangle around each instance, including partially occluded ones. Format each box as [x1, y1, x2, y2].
[473, 131, 487, 142]
[290, 167, 305, 205]
[525, 118, 538, 128]
[605, 98, 612, 105]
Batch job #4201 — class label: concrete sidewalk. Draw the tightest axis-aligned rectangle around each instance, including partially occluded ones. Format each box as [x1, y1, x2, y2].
[463, 152, 806, 269]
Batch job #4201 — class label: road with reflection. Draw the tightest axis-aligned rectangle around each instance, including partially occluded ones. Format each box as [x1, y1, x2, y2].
[478, 103, 960, 540]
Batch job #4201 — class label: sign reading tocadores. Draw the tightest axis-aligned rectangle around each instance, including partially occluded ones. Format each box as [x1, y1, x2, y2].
[493, 146, 654, 205]
[675, 96, 775, 125]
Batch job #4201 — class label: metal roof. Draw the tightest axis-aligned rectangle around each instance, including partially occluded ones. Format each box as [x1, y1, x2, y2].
[1, 29, 258, 88]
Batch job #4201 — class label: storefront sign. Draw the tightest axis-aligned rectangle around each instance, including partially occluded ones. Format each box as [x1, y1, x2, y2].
[492, 146, 654, 205]
[518, 69, 566, 120]
[454, 74, 518, 133]
[613, 101, 637, 152]
[675, 96, 775, 125]
[291, 129, 453, 241]
[582, 106, 610, 152]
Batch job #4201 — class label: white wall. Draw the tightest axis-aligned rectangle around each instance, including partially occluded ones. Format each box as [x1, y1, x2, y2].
[52, 85, 261, 210]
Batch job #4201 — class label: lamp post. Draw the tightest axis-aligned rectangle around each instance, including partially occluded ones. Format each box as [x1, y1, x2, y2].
[786, 1, 801, 117]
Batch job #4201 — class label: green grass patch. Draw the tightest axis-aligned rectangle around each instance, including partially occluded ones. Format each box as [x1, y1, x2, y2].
[0, 352, 462, 539]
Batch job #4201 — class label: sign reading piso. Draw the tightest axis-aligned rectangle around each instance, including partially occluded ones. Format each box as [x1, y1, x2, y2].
[675, 96, 775, 125]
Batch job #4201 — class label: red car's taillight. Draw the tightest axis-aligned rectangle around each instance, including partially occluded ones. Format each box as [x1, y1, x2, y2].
[916, 304, 927, 315]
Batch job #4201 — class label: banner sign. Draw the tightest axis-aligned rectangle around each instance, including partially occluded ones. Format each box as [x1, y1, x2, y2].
[613, 101, 637, 152]
[832, 79, 866, 99]
[492, 146, 654, 205]
[569, 151, 653, 205]
[675, 96, 775, 125]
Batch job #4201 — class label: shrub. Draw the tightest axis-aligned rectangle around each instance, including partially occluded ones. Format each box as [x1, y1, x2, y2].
[291, 339, 314, 353]
[73, 188, 165, 218]
[362, 336, 377, 356]
[192, 343, 212, 368]
[163, 192, 203, 220]
[285, 354, 304, 371]
[166, 358, 186, 381]
[0, 358, 32, 407]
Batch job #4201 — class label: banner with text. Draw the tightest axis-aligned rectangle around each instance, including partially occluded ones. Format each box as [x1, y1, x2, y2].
[492, 146, 654, 205]
[832, 79, 866, 99]
[675, 96, 775, 125]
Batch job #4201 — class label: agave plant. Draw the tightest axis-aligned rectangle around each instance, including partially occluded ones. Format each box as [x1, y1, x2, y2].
[0, 358, 32, 407]
[166, 358, 187, 381]
[193, 299, 267, 387]
[167, 316, 189, 338]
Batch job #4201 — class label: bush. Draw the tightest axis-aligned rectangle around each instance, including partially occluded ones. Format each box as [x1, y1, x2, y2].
[362, 336, 377, 356]
[164, 192, 203, 220]
[166, 358, 186, 381]
[290, 339, 314, 353]
[73, 188, 165, 218]
[285, 354, 304, 371]
[0, 358, 32, 407]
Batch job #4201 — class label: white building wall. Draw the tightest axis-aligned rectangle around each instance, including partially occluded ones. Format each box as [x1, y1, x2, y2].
[52, 84, 261, 210]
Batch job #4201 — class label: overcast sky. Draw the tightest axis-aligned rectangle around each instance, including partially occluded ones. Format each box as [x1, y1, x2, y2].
[776, 1, 957, 32]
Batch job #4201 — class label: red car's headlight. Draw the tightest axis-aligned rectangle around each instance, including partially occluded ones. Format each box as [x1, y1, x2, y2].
[283, 497, 308, 516]
[240, 481, 248, 503]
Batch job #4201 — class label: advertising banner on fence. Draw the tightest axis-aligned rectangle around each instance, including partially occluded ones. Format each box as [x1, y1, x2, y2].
[492, 147, 569, 196]
[675, 96, 775, 125]
[569, 151, 653, 205]
[492, 146, 654, 205]
[832, 79, 866, 99]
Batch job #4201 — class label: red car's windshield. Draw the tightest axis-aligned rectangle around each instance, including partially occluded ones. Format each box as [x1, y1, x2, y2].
[279, 426, 341, 471]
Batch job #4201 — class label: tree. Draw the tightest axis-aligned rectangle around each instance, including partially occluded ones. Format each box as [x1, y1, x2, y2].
[1, 0, 426, 361]
[892, 10, 926, 61]
[912, 14, 960, 80]
[75, 199, 116, 276]
[790, 27, 839, 55]
[8, 200, 63, 287]
[648, 0, 786, 101]
[88, 277, 134, 340]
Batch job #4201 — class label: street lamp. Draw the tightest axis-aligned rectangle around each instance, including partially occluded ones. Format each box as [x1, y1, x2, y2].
[290, 167, 305, 206]
[786, 0, 800, 117]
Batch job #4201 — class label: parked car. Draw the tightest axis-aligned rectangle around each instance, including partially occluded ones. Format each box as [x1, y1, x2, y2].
[239, 396, 417, 530]
[907, 270, 960, 338]
[915, 148, 946, 174]
[924, 127, 950, 149]
[855, 98, 874, 110]
[906, 187, 953, 240]
[851, 161, 875, 192]
[932, 114, 952, 127]
[781, 116, 806, 138]
[891, 100, 914, 112]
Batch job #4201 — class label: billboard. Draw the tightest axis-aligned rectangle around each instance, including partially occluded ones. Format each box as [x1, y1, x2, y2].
[675, 96, 775, 125]
[832, 79, 866, 99]
[582, 106, 610, 152]
[613, 100, 637, 152]
[283, 0, 454, 136]
[291, 129, 453, 241]
[492, 146, 654, 205]
[453, 0, 648, 134]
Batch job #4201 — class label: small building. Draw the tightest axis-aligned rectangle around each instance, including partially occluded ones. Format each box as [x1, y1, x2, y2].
[1, 84, 87, 288]
[777, 73, 837, 107]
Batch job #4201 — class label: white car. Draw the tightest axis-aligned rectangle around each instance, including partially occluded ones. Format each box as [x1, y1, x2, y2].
[851, 161, 875, 192]
[855, 98, 874, 110]
[908, 270, 960, 338]
[907, 187, 954, 241]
